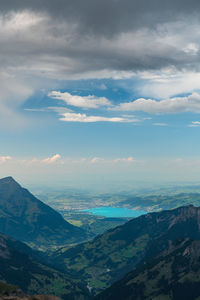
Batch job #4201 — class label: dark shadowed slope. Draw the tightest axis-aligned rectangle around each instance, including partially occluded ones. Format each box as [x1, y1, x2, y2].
[52, 205, 200, 294]
[96, 238, 200, 300]
[0, 282, 62, 300]
[0, 177, 86, 248]
[0, 233, 89, 300]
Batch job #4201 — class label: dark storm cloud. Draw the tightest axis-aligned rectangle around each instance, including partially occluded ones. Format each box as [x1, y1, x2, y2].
[0, 0, 200, 78]
[0, 0, 200, 36]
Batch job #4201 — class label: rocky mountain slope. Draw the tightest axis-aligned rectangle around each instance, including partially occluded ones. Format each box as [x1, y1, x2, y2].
[0, 177, 86, 248]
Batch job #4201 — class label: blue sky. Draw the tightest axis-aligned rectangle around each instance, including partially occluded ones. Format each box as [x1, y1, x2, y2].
[1, 1, 200, 189]
[2, 76, 200, 189]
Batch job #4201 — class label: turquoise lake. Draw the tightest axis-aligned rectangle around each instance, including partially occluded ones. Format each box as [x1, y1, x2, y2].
[82, 206, 146, 218]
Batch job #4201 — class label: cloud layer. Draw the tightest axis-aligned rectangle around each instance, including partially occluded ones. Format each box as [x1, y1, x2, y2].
[1, 3, 200, 81]
[113, 92, 200, 114]
[49, 91, 200, 118]
[0, 154, 137, 165]
[1, 2, 200, 126]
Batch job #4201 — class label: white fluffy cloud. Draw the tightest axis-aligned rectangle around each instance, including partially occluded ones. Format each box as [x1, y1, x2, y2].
[113, 92, 200, 114]
[90, 157, 105, 164]
[59, 112, 138, 123]
[49, 91, 111, 109]
[42, 154, 61, 164]
[140, 71, 200, 99]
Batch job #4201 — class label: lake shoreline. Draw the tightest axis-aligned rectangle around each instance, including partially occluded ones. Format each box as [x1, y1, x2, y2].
[80, 206, 147, 218]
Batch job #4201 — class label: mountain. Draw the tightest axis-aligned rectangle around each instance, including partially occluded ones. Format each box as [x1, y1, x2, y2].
[0, 282, 61, 300]
[0, 176, 86, 248]
[118, 192, 200, 212]
[52, 205, 200, 295]
[0, 232, 88, 299]
[0, 281, 24, 298]
[96, 238, 200, 300]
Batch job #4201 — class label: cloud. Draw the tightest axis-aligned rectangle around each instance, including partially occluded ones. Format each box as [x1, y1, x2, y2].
[0, 155, 138, 167]
[140, 71, 200, 99]
[153, 123, 168, 126]
[0, 156, 12, 163]
[58, 112, 139, 123]
[49, 91, 111, 109]
[0, 5, 200, 83]
[0, 71, 33, 129]
[113, 157, 135, 163]
[113, 92, 200, 114]
[188, 121, 200, 127]
[24, 108, 50, 112]
[99, 84, 107, 90]
[2, 0, 200, 38]
[90, 157, 135, 164]
[42, 154, 61, 164]
[90, 157, 105, 164]
[2, 1, 200, 128]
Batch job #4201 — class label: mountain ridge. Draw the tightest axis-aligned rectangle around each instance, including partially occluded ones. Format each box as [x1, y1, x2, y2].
[0, 176, 87, 248]
[52, 204, 200, 294]
[96, 238, 200, 300]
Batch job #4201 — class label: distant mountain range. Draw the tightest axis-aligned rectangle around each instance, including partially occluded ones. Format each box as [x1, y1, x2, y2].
[0, 177, 87, 248]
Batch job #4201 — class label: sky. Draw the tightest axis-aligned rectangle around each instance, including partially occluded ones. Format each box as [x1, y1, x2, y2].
[1, 0, 200, 189]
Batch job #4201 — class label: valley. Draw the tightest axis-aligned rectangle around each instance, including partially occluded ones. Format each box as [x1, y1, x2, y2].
[2, 177, 200, 299]
[33, 185, 200, 239]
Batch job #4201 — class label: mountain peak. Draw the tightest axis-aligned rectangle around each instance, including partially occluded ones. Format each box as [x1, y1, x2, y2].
[0, 176, 16, 182]
[0, 176, 86, 247]
[0, 176, 21, 187]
